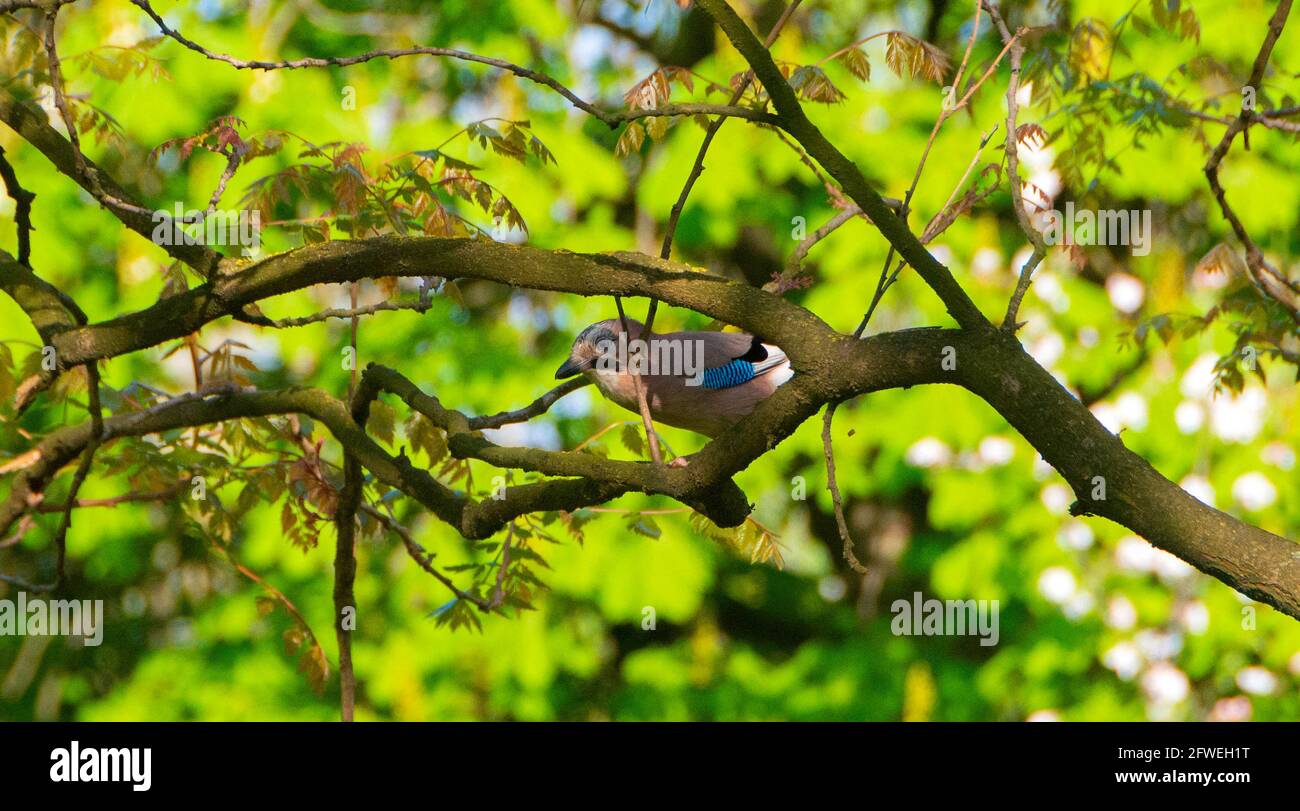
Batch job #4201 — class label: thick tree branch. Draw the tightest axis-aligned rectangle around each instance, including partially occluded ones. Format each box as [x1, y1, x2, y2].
[0, 250, 78, 345]
[0, 384, 635, 544]
[5, 251, 1299, 618]
[0, 87, 223, 274]
[357, 364, 750, 525]
[692, 0, 1300, 619]
[330, 376, 377, 722]
[46, 238, 840, 372]
[956, 330, 1300, 618]
[6, 227, 1299, 616]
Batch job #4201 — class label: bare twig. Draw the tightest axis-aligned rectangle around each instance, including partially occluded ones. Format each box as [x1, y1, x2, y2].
[361, 504, 493, 611]
[756, 0, 994, 576]
[41, 10, 84, 175]
[612, 296, 663, 464]
[0, 145, 36, 266]
[821, 403, 868, 574]
[206, 150, 241, 213]
[785, 206, 861, 275]
[35, 482, 187, 512]
[921, 124, 1001, 242]
[41, 9, 170, 226]
[985, 1, 1047, 330]
[0, 515, 35, 550]
[126, 0, 769, 131]
[657, 0, 805, 261]
[827, 0, 1009, 328]
[1200, 0, 1299, 323]
[468, 377, 591, 430]
[333, 449, 360, 721]
[617, 0, 805, 466]
[778, 2, 1012, 285]
[262, 297, 434, 328]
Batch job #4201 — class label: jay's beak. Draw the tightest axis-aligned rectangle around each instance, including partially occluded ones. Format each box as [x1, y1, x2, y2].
[554, 358, 585, 379]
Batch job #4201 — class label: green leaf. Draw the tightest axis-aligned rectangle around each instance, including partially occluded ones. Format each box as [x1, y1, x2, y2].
[626, 514, 661, 539]
[367, 400, 397, 446]
[615, 122, 645, 157]
[788, 65, 847, 104]
[619, 423, 645, 458]
[645, 115, 670, 141]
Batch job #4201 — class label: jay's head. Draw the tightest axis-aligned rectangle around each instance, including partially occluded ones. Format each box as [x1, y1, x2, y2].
[555, 318, 643, 379]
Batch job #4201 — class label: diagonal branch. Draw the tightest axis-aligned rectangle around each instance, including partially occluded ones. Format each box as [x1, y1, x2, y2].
[356, 364, 750, 525]
[1201, 0, 1299, 323]
[0, 87, 223, 274]
[696, 0, 990, 332]
[0, 145, 36, 266]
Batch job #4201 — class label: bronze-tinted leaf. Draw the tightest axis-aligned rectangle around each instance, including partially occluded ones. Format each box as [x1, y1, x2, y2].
[615, 122, 645, 157]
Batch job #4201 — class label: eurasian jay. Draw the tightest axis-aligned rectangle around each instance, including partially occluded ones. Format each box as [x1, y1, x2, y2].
[554, 318, 793, 438]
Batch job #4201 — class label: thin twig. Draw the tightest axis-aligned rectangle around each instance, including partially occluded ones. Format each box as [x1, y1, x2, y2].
[126, 0, 769, 131]
[36, 481, 187, 512]
[655, 0, 806, 263]
[0, 146, 36, 266]
[985, 1, 1046, 330]
[468, 377, 591, 430]
[796, 1, 1010, 307]
[921, 124, 1001, 242]
[488, 521, 514, 610]
[361, 504, 493, 611]
[821, 1, 1005, 577]
[1200, 0, 1299, 323]
[41, 9, 163, 224]
[616, 0, 804, 466]
[821, 403, 868, 574]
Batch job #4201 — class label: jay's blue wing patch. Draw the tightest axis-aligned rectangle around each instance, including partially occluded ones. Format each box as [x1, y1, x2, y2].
[700, 359, 756, 389]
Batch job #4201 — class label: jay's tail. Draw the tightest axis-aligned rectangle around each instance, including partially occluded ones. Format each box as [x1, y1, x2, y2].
[755, 345, 793, 387]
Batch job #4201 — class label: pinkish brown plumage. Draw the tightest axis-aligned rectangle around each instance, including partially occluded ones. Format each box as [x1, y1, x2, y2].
[555, 318, 793, 438]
